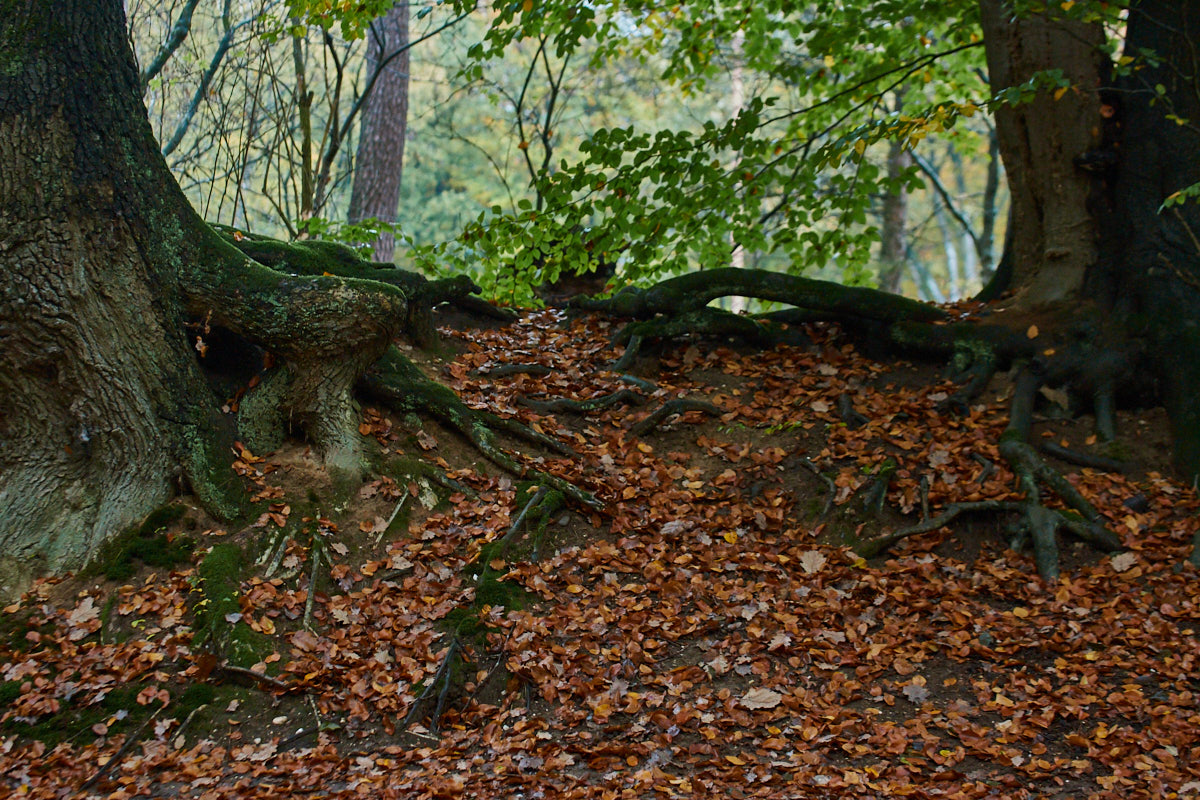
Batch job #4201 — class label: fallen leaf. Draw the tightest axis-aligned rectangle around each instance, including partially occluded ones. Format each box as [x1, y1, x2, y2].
[1110, 551, 1138, 572]
[798, 550, 826, 574]
[741, 687, 782, 709]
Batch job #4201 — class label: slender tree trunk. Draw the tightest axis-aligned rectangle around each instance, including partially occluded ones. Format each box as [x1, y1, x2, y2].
[348, 1, 411, 262]
[878, 138, 912, 295]
[932, 193, 961, 298]
[979, 0, 1104, 306]
[978, 127, 1002, 282]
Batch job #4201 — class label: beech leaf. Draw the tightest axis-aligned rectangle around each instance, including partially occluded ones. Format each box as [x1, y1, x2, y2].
[741, 688, 783, 709]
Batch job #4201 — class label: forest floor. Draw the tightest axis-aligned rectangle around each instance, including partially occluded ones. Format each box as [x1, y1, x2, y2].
[2, 306, 1199, 799]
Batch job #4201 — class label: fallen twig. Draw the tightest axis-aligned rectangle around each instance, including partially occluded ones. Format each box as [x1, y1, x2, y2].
[402, 637, 463, 733]
[77, 706, 164, 795]
[216, 663, 295, 692]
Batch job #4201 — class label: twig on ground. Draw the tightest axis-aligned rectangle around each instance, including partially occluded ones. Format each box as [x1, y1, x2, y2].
[77, 706, 164, 795]
[375, 493, 410, 547]
[215, 663, 295, 692]
[303, 536, 323, 630]
[402, 637, 463, 733]
[800, 458, 837, 518]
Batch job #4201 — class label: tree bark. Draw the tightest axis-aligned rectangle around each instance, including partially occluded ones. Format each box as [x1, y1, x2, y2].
[348, 1, 411, 263]
[0, 0, 405, 596]
[878, 139, 912, 295]
[0, 0, 237, 596]
[979, 0, 1104, 306]
[1109, 0, 1200, 479]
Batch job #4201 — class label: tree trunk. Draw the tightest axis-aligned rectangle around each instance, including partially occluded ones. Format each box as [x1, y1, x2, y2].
[1109, 0, 1200, 478]
[877, 138, 912, 295]
[0, 0, 233, 596]
[979, 0, 1104, 306]
[348, 1, 411, 263]
[0, 0, 405, 596]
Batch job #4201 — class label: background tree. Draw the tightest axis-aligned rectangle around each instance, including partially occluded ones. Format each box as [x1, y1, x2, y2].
[347, 1, 412, 262]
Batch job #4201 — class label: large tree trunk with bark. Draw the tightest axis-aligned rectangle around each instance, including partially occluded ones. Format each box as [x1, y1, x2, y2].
[0, 0, 405, 597]
[981, 0, 1200, 477]
[979, 0, 1104, 305]
[348, 1, 411, 263]
[1107, 0, 1200, 478]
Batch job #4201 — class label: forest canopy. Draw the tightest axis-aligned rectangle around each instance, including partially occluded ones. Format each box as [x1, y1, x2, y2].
[133, 0, 1024, 302]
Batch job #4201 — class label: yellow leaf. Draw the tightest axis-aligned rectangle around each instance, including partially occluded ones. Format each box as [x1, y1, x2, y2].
[523, 0, 532, 11]
[726, 755, 746, 765]
[1054, 86, 1069, 100]
[854, 139, 866, 157]
[1061, 0, 1075, 9]
[723, 531, 739, 544]
[823, 54, 835, 68]
[1026, 325, 1039, 339]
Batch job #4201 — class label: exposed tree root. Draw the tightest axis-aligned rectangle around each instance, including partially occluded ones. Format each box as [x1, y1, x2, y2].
[476, 363, 552, 378]
[855, 501, 1025, 559]
[213, 224, 488, 348]
[628, 399, 721, 437]
[572, 267, 945, 323]
[569, 269, 1147, 577]
[201, 226, 601, 516]
[1038, 441, 1126, 473]
[518, 388, 643, 415]
[360, 348, 600, 510]
[611, 334, 643, 371]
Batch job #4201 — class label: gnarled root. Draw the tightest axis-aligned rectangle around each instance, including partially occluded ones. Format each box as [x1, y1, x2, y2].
[360, 348, 601, 510]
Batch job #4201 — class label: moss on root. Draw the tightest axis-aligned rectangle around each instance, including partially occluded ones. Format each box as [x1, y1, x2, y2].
[192, 543, 272, 669]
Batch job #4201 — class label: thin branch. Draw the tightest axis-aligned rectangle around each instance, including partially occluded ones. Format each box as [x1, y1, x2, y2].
[139, 0, 202, 91]
[912, 150, 983, 254]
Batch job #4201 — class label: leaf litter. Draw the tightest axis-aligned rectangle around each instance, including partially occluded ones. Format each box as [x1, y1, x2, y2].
[0, 308, 1198, 798]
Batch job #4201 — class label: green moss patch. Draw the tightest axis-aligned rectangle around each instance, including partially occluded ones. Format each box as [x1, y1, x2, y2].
[0, 607, 56, 655]
[0, 681, 163, 746]
[84, 505, 192, 582]
[192, 544, 272, 669]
